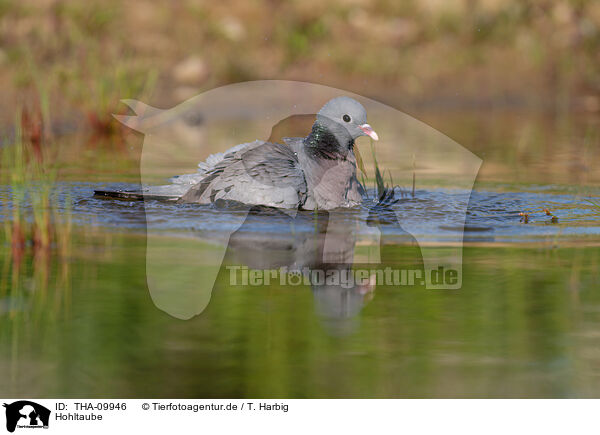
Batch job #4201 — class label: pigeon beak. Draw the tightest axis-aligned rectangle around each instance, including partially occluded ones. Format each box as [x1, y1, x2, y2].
[359, 124, 379, 141]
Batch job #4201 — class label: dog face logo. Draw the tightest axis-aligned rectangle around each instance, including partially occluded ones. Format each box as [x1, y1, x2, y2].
[3, 401, 50, 433]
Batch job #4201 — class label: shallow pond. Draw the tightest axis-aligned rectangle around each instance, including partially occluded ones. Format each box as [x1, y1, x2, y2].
[1, 109, 599, 397]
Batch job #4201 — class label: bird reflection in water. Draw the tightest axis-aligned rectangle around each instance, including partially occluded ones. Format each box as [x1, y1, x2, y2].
[218, 198, 423, 335]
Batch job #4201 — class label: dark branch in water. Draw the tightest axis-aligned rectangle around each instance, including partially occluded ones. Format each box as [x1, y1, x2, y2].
[369, 141, 412, 206]
[412, 153, 416, 198]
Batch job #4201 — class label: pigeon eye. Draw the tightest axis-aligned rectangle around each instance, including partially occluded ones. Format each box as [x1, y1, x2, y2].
[343, 114, 351, 122]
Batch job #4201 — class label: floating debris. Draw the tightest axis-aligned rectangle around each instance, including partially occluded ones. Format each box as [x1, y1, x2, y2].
[519, 212, 529, 224]
[519, 208, 559, 224]
[543, 208, 559, 224]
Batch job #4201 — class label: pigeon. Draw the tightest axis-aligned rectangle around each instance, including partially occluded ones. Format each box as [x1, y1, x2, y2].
[97, 97, 379, 210]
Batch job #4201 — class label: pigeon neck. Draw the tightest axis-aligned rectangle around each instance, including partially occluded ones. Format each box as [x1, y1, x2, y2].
[304, 118, 353, 160]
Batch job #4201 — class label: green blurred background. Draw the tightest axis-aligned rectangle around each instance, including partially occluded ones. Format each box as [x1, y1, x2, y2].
[0, 0, 598, 183]
[2, 0, 599, 182]
[1, 0, 599, 122]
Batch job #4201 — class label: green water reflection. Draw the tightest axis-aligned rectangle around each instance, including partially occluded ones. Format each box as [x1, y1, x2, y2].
[1, 231, 599, 398]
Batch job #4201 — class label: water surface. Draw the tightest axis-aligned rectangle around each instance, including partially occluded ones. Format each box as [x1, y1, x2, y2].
[1, 110, 599, 397]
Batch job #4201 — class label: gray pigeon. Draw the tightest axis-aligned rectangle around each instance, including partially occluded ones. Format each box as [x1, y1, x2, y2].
[97, 97, 379, 210]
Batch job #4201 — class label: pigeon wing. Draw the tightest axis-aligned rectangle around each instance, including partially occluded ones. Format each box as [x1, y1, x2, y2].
[180, 141, 307, 209]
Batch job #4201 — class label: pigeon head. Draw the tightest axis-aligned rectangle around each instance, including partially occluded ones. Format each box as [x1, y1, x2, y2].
[306, 97, 378, 158]
[318, 97, 378, 141]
